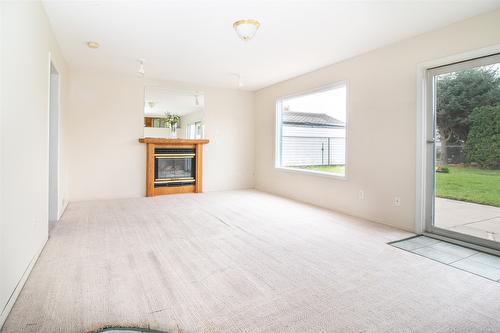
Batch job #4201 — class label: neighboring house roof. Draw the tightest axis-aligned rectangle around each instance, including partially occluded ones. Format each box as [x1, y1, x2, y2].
[283, 111, 345, 128]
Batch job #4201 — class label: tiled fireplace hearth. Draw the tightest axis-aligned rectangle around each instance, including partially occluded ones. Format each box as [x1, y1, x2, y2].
[139, 138, 209, 196]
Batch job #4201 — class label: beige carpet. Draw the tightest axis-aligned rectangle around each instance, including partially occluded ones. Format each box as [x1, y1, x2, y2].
[2, 190, 500, 333]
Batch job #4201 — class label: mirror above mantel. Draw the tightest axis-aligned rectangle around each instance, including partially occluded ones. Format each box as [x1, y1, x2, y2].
[144, 87, 204, 139]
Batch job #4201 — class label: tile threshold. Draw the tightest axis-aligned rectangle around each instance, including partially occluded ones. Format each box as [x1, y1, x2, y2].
[390, 235, 500, 283]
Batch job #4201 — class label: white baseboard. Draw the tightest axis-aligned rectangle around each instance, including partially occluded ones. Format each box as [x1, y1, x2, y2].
[0, 237, 48, 328]
[58, 199, 69, 220]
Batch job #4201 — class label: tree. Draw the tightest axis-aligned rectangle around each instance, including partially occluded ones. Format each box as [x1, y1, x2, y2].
[436, 67, 500, 165]
[464, 105, 500, 169]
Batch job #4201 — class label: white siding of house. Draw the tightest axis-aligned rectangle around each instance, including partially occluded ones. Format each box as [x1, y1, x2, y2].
[281, 125, 346, 166]
[282, 126, 344, 138]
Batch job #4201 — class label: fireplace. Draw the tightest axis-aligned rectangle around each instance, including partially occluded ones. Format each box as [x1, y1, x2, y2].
[154, 148, 195, 187]
[139, 138, 209, 196]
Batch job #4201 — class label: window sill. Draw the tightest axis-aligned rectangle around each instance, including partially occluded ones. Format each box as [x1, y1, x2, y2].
[275, 166, 348, 181]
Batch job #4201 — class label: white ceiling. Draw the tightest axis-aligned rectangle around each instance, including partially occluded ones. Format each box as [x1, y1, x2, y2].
[42, 0, 500, 91]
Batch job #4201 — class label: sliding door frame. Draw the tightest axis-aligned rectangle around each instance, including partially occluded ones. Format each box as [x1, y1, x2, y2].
[416, 45, 500, 253]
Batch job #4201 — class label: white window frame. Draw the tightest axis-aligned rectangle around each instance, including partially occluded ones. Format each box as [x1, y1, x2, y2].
[275, 81, 349, 180]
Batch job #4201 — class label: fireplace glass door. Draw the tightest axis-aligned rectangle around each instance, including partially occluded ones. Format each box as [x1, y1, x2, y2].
[154, 148, 195, 187]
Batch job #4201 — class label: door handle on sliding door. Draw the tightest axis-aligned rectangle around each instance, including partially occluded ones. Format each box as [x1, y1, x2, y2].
[426, 139, 435, 143]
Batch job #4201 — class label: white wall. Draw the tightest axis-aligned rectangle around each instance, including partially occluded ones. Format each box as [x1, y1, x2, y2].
[67, 70, 255, 201]
[255, 9, 500, 232]
[0, 1, 69, 326]
[143, 126, 171, 139]
[0, 2, 4, 324]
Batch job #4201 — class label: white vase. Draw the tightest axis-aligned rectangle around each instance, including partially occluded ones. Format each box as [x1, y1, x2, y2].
[170, 123, 178, 138]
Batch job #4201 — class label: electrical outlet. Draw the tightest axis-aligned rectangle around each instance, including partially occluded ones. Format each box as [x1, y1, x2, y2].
[394, 197, 401, 207]
[358, 190, 365, 200]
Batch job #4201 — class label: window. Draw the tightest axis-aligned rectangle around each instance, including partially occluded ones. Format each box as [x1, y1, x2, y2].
[187, 121, 203, 139]
[276, 83, 347, 176]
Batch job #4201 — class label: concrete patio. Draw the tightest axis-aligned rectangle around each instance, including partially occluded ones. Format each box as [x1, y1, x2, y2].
[436, 197, 500, 242]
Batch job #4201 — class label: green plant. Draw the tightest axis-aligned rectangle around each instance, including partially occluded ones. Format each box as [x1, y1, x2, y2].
[163, 113, 181, 128]
[464, 105, 500, 169]
[435, 67, 500, 164]
[435, 165, 450, 173]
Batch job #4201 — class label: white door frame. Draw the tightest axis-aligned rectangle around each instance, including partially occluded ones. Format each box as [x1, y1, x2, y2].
[48, 54, 61, 223]
[415, 44, 500, 251]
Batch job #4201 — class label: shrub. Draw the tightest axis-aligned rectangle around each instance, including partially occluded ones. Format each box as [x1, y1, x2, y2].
[464, 105, 500, 169]
[435, 165, 450, 173]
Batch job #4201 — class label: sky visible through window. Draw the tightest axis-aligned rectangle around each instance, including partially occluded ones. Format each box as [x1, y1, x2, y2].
[283, 85, 346, 123]
[437, 63, 500, 80]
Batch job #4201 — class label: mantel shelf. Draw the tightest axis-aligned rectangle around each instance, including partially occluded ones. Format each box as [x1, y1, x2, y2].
[138, 138, 209, 145]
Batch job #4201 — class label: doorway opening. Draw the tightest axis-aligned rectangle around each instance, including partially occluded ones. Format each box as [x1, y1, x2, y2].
[425, 53, 500, 250]
[49, 62, 60, 227]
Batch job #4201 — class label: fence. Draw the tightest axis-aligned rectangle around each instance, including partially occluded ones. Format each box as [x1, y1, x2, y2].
[282, 136, 345, 166]
[435, 144, 465, 164]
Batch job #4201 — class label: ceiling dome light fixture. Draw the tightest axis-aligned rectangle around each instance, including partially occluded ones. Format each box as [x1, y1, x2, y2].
[86, 41, 100, 49]
[233, 19, 260, 41]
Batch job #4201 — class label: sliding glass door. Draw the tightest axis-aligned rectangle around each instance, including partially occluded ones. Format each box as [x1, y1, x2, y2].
[425, 53, 500, 250]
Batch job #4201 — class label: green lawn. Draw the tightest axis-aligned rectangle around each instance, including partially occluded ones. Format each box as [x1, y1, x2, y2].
[436, 166, 500, 207]
[297, 165, 345, 175]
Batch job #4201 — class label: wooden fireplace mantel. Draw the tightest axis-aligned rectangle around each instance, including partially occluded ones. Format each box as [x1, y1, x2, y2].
[138, 138, 209, 145]
[138, 138, 209, 196]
